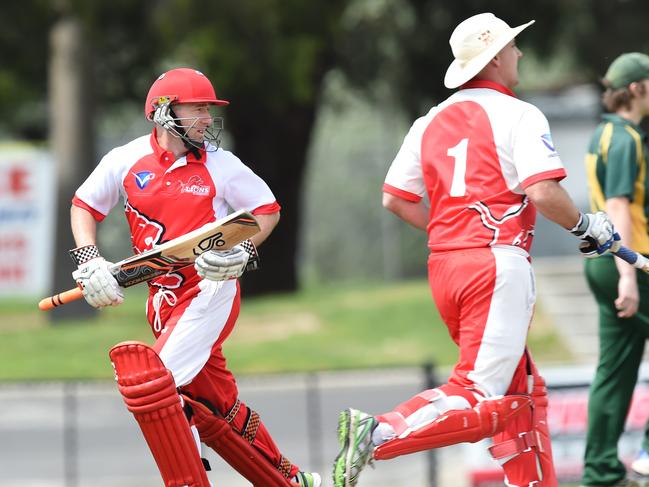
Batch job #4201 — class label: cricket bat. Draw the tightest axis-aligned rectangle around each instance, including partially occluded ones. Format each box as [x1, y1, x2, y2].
[39, 209, 260, 310]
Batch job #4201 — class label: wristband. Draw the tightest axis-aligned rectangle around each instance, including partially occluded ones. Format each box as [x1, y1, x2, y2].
[570, 213, 589, 237]
[69, 245, 101, 266]
[240, 239, 260, 272]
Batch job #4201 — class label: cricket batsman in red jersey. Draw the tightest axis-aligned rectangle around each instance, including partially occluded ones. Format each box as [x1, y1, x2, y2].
[68, 68, 320, 487]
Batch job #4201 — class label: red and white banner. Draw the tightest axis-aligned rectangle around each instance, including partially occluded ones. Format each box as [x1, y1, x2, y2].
[0, 144, 55, 296]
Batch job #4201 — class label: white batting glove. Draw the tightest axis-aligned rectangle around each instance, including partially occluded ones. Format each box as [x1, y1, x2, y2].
[571, 212, 621, 257]
[70, 245, 124, 308]
[195, 245, 250, 282]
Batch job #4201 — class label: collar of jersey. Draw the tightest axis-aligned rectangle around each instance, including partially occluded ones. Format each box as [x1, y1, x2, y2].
[460, 80, 517, 98]
[601, 113, 647, 139]
[149, 128, 207, 165]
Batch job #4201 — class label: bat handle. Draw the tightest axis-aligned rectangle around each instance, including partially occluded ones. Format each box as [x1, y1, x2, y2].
[38, 287, 84, 310]
[614, 245, 649, 273]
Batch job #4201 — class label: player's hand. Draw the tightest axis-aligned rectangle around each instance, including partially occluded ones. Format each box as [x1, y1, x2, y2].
[615, 274, 639, 318]
[571, 212, 621, 256]
[195, 245, 250, 282]
[72, 257, 124, 308]
[578, 232, 621, 258]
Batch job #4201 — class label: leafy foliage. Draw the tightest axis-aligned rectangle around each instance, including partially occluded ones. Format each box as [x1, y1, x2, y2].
[0, 0, 54, 139]
[5, 0, 649, 140]
[4, 0, 649, 291]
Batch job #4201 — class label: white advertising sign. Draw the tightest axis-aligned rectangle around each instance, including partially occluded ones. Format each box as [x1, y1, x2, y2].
[0, 143, 55, 296]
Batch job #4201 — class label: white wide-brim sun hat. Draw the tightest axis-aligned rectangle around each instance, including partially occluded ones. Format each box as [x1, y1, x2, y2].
[444, 13, 534, 89]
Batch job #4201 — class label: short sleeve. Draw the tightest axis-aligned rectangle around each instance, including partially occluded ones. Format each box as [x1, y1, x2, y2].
[383, 117, 428, 201]
[604, 130, 638, 200]
[220, 153, 279, 213]
[512, 105, 567, 188]
[73, 150, 123, 221]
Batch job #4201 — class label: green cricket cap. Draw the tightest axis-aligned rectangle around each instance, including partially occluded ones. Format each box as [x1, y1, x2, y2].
[604, 52, 649, 89]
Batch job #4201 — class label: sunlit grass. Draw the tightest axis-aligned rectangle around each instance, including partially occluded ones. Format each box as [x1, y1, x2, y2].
[0, 279, 571, 380]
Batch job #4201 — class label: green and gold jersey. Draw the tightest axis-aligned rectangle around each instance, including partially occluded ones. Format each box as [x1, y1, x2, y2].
[585, 114, 649, 254]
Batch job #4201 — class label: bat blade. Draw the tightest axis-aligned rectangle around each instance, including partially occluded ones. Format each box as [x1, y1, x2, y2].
[38, 210, 260, 310]
[112, 210, 259, 288]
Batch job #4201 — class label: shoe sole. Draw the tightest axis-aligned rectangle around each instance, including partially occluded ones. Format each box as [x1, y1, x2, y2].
[344, 409, 358, 487]
[333, 409, 352, 487]
[333, 408, 377, 487]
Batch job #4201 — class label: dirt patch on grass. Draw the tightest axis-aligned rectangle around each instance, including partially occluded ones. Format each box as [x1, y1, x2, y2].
[337, 282, 429, 308]
[230, 312, 322, 344]
[0, 312, 47, 331]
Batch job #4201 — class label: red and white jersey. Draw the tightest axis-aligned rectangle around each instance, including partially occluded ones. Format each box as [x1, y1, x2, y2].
[73, 129, 280, 289]
[383, 80, 566, 253]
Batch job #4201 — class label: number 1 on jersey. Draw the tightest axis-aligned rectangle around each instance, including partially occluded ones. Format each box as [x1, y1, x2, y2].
[447, 138, 468, 197]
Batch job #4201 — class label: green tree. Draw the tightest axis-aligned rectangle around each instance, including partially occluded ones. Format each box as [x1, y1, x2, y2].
[3, 0, 349, 297]
[4, 0, 649, 298]
[158, 0, 348, 293]
[336, 0, 568, 115]
[337, 0, 649, 115]
[0, 0, 54, 139]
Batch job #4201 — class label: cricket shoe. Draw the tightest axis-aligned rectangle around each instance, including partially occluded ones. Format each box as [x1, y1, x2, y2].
[333, 408, 378, 487]
[294, 471, 322, 487]
[632, 449, 649, 477]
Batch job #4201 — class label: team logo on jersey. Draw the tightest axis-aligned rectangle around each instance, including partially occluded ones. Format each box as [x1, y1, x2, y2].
[133, 171, 155, 189]
[179, 175, 211, 196]
[469, 198, 530, 247]
[124, 202, 165, 253]
[541, 133, 556, 152]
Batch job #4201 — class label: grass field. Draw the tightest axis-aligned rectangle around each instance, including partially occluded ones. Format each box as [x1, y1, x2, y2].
[0, 279, 572, 380]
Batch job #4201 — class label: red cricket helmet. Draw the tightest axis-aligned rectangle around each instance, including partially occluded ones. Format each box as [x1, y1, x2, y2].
[144, 68, 229, 120]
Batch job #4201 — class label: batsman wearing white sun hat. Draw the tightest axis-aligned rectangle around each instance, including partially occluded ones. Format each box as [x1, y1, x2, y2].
[444, 13, 534, 89]
[333, 12, 621, 487]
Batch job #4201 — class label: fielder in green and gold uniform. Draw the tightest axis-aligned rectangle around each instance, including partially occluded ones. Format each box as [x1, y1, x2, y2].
[582, 52, 649, 487]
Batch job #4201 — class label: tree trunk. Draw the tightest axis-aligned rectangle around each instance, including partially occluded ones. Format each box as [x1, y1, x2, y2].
[228, 103, 317, 295]
[48, 17, 97, 321]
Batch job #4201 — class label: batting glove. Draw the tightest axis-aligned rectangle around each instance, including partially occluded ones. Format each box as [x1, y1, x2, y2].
[70, 245, 124, 308]
[195, 245, 250, 281]
[579, 232, 621, 258]
[571, 212, 621, 257]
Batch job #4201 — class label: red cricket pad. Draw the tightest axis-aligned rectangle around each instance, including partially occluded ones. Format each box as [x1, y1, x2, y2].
[491, 374, 557, 486]
[109, 341, 210, 487]
[184, 396, 299, 487]
[374, 394, 532, 460]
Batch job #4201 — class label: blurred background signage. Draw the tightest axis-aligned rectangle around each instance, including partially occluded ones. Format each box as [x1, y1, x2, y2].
[0, 144, 55, 296]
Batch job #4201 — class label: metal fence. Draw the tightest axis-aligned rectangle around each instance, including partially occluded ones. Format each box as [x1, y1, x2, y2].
[3, 364, 648, 487]
[0, 365, 446, 487]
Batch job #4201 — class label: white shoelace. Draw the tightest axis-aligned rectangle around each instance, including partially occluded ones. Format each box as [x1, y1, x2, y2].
[151, 280, 224, 333]
[152, 288, 177, 333]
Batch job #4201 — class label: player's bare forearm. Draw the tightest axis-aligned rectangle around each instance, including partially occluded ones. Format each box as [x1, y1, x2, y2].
[382, 193, 428, 231]
[607, 197, 635, 277]
[250, 211, 280, 247]
[524, 179, 581, 230]
[71, 205, 99, 247]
